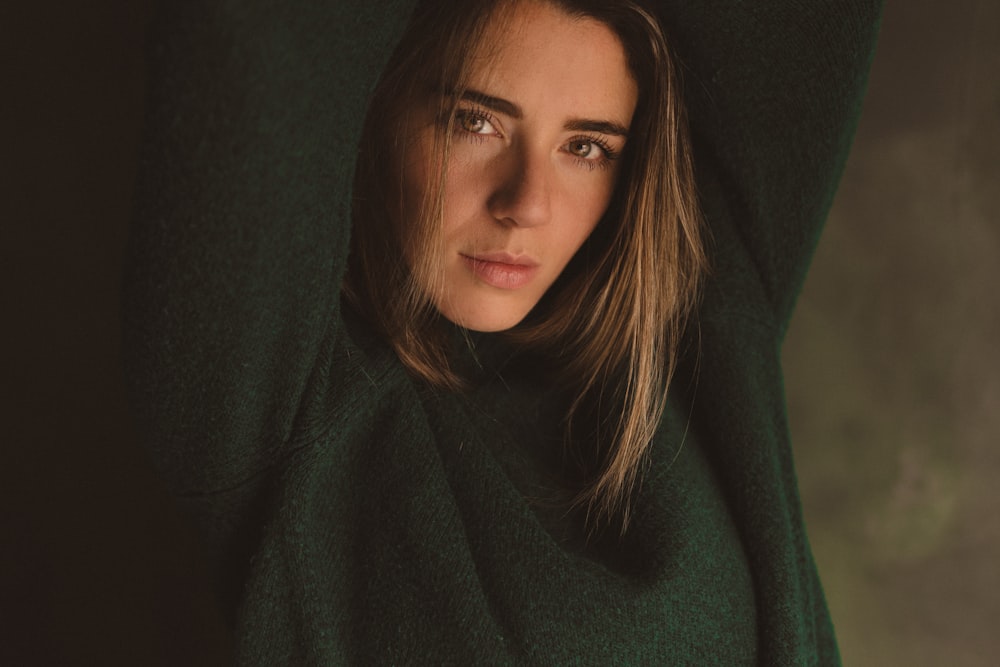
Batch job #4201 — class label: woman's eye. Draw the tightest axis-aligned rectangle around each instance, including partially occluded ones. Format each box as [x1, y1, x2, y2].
[456, 111, 495, 135]
[568, 139, 605, 161]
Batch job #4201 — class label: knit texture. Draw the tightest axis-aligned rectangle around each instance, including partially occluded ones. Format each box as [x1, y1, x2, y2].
[125, 1, 882, 664]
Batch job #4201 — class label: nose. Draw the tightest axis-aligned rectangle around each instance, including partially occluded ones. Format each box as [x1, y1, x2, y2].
[487, 146, 551, 228]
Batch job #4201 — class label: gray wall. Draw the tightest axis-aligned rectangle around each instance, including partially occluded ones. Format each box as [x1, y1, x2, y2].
[2, 0, 996, 663]
[785, 1, 1000, 664]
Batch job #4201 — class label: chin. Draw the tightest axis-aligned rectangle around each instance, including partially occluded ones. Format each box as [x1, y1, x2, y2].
[434, 297, 532, 333]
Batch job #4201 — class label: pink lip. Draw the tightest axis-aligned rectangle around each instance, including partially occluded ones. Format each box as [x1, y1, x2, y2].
[460, 252, 539, 290]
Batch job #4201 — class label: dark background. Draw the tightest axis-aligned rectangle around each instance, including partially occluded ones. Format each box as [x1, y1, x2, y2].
[2, 1, 997, 664]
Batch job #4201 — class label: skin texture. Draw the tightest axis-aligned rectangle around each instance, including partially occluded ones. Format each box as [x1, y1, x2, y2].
[400, 0, 638, 332]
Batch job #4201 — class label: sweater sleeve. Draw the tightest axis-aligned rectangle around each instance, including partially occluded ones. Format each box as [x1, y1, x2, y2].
[653, 1, 883, 336]
[124, 0, 414, 495]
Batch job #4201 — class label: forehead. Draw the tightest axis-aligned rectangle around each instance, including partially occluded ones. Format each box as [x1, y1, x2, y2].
[466, 1, 638, 126]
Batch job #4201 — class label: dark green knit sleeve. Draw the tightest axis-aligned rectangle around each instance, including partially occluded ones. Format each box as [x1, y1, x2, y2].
[653, 1, 883, 336]
[124, 0, 413, 494]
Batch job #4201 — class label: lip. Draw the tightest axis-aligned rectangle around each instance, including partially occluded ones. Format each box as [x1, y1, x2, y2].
[460, 252, 540, 290]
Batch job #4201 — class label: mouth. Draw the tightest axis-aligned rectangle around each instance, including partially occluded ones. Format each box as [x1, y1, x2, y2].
[460, 252, 539, 290]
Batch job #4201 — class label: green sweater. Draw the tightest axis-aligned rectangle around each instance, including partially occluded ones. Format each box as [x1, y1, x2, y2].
[125, 1, 882, 664]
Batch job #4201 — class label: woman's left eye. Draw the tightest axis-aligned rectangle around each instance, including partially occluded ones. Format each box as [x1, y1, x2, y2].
[568, 139, 603, 159]
[565, 138, 617, 169]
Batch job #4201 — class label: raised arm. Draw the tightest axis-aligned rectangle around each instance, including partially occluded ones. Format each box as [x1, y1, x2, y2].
[653, 1, 883, 334]
[124, 0, 414, 494]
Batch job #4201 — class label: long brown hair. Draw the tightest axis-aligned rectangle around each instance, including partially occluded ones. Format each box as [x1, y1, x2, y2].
[345, 0, 707, 533]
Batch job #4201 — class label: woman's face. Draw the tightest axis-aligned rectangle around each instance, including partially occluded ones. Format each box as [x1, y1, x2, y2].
[400, 0, 638, 332]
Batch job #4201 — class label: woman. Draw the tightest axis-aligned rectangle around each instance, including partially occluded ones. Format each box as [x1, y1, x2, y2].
[347, 0, 705, 534]
[126, 0, 882, 663]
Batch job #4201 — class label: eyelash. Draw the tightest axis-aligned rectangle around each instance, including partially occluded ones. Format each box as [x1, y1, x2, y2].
[449, 106, 619, 170]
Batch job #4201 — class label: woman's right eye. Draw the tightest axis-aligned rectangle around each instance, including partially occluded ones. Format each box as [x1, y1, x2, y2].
[455, 110, 497, 136]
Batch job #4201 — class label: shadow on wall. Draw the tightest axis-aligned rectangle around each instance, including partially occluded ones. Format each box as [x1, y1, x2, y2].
[1, 2, 231, 664]
[785, 0, 1000, 665]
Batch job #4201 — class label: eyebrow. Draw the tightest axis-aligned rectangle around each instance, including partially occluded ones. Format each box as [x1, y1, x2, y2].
[459, 89, 522, 119]
[457, 88, 630, 138]
[564, 118, 630, 137]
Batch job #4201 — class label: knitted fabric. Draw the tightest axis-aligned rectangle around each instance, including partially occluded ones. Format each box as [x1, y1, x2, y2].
[125, 1, 882, 663]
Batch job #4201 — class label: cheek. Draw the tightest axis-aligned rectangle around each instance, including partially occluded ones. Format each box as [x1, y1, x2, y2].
[566, 180, 615, 247]
[440, 180, 473, 236]
[436, 152, 499, 245]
